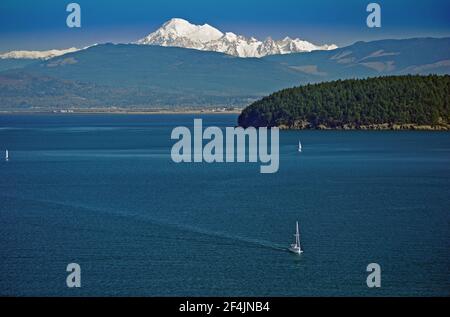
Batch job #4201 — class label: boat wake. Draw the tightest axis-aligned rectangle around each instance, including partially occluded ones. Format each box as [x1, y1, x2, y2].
[168, 222, 288, 253]
[4, 195, 288, 253]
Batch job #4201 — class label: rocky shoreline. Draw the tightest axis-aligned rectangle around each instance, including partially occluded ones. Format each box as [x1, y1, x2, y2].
[277, 121, 450, 131]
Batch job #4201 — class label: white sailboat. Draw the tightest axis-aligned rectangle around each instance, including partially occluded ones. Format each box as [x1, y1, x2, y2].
[298, 141, 302, 152]
[289, 221, 303, 254]
[5, 149, 8, 161]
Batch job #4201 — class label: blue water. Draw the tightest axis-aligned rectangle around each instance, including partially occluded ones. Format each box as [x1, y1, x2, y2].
[0, 114, 449, 296]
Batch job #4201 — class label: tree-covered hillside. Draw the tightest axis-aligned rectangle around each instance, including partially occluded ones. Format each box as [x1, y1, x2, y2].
[238, 75, 450, 130]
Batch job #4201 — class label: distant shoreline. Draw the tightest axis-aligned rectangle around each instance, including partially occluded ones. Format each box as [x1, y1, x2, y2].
[1, 111, 449, 131]
[0, 109, 243, 115]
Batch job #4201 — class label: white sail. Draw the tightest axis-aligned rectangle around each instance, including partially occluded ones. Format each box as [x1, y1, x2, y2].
[298, 141, 302, 152]
[289, 221, 303, 254]
[5, 149, 8, 161]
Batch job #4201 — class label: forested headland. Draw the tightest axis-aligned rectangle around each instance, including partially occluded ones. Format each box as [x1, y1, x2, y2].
[238, 75, 450, 130]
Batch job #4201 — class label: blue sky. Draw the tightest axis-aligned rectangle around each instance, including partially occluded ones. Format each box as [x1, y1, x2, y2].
[1, 0, 449, 52]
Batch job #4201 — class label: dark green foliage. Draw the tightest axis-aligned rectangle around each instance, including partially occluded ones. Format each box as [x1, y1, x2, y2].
[238, 75, 450, 128]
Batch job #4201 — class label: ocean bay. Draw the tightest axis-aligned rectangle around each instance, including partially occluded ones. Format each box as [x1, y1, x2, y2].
[0, 113, 449, 296]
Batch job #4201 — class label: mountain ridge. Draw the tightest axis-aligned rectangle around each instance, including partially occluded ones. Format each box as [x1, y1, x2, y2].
[0, 37, 449, 110]
[0, 18, 337, 60]
[137, 18, 338, 57]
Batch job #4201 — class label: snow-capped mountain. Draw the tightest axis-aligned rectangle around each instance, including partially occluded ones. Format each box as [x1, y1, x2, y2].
[0, 18, 336, 60]
[0, 47, 80, 60]
[137, 18, 338, 57]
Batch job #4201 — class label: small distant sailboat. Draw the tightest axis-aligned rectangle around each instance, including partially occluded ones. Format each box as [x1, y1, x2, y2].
[298, 141, 302, 152]
[289, 221, 303, 254]
[5, 149, 8, 162]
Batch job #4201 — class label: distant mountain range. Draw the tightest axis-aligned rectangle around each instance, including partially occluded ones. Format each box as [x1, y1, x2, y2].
[0, 18, 337, 60]
[0, 47, 79, 60]
[136, 18, 337, 58]
[0, 37, 449, 110]
[265, 37, 450, 80]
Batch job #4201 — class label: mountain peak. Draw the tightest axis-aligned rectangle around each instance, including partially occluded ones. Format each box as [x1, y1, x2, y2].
[164, 17, 190, 25]
[138, 18, 223, 47]
[161, 18, 192, 31]
[137, 18, 337, 58]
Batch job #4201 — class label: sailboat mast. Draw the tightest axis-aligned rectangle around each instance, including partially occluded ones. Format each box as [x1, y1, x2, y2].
[289, 221, 303, 254]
